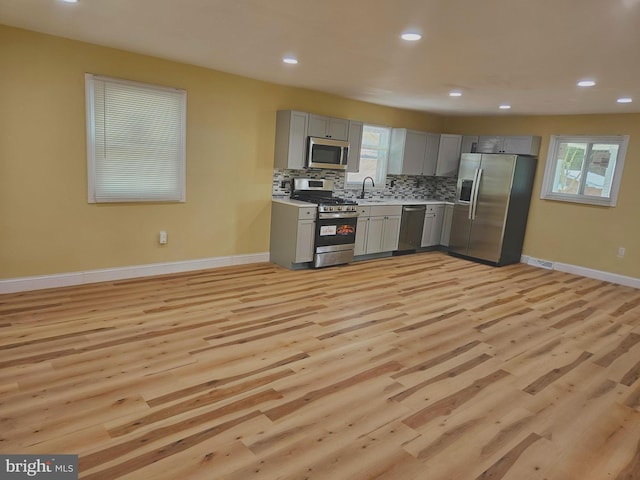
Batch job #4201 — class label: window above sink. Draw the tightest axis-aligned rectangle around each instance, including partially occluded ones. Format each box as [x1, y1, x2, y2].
[346, 124, 391, 189]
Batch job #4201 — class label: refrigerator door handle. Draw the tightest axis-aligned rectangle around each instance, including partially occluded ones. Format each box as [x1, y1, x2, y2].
[471, 168, 483, 220]
[468, 168, 480, 220]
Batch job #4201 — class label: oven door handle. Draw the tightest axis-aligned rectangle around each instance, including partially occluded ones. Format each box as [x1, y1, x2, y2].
[317, 212, 359, 219]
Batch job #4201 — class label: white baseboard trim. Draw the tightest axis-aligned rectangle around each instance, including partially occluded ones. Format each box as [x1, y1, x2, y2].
[0, 252, 270, 294]
[521, 255, 640, 289]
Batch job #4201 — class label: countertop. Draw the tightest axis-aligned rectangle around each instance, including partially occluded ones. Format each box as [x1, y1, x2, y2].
[272, 196, 454, 207]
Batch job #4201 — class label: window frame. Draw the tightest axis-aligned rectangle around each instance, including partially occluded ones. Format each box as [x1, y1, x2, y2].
[345, 123, 391, 189]
[85, 73, 187, 203]
[540, 134, 629, 207]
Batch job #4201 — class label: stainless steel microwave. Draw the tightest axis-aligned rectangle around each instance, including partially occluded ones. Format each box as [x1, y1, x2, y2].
[307, 136, 349, 170]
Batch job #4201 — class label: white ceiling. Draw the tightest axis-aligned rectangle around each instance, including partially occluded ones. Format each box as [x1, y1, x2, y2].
[2, 0, 640, 115]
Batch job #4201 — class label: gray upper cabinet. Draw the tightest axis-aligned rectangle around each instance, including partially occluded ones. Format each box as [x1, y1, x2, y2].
[424, 133, 440, 176]
[389, 129, 426, 176]
[435, 134, 462, 177]
[461, 135, 479, 154]
[476, 136, 501, 153]
[389, 129, 440, 176]
[347, 120, 363, 173]
[273, 110, 309, 169]
[308, 114, 349, 141]
[476, 135, 541, 156]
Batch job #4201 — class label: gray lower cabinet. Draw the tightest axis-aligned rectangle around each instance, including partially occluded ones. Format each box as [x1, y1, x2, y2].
[295, 220, 315, 263]
[421, 204, 445, 247]
[440, 204, 454, 247]
[380, 214, 402, 252]
[354, 208, 370, 256]
[355, 205, 402, 255]
[270, 202, 316, 268]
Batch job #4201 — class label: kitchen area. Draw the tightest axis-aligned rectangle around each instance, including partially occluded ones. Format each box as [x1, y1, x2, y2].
[270, 110, 541, 270]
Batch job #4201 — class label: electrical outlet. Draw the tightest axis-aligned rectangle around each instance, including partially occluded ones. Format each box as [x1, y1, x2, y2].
[159, 231, 167, 245]
[617, 246, 625, 258]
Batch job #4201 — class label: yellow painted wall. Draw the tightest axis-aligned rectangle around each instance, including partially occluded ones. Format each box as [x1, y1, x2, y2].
[443, 115, 640, 278]
[0, 25, 441, 279]
[3, 25, 637, 281]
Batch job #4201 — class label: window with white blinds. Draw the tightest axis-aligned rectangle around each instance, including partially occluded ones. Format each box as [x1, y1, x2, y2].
[85, 74, 186, 203]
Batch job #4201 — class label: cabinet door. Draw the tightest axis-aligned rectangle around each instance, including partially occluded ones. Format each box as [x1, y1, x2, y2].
[404, 130, 428, 175]
[274, 110, 308, 169]
[461, 135, 478, 154]
[440, 204, 454, 246]
[430, 206, 445, 245]
[421, 213, 435, 247]
[355, 217, 368, 256]
[308, 114, 349, 140]
[381, 215, 402, 251]
[347, 121, 363, 173]
[328, 118, 349, 141]
[365, 216, 385, 254]
[435, 134, 462, 177]
[476, 136, 501, 153]
[502, 136, 541, 155]
[295, 220, 315, 263]
[307, 115, 330, 137]
[423, 133, 440, 176]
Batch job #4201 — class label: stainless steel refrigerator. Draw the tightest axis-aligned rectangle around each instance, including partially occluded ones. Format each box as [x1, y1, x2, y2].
[449, 153, 537, 266]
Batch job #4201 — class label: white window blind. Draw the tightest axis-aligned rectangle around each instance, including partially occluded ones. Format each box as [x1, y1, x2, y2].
[85, 74, 186, 203]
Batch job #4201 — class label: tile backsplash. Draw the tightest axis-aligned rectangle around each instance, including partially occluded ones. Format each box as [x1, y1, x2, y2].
[272, 169, 457, 202]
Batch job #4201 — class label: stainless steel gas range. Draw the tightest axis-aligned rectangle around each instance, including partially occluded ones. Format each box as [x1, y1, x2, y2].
[290, 178, 358, 268]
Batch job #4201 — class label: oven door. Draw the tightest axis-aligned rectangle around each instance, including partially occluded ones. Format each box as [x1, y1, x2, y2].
[314, 212, 358, 267]
[315, 213, 357, 248]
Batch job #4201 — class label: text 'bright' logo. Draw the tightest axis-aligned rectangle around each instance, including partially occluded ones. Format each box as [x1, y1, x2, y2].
[1, 455, 77, 479]
[5, 459, 52, 476]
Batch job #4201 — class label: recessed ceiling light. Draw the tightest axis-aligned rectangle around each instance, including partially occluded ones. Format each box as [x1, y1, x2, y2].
[577, 79, 596, 87]
[61, 0, 78, 3]
[449, 91, 462, 97]
[499, 104, 511, 110]
[617, 97, 633, 104]
[401, 32, 422, 41]
[282, 57, 298, 65]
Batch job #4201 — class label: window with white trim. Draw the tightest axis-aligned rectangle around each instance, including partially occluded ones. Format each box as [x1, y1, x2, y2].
[85, 74, 187, 203]
[346, 124, 390, 187]
[540, 135, 629, 206]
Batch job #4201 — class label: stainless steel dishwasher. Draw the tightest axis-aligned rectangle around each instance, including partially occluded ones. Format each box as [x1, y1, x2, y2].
[397, 205, 426, 252]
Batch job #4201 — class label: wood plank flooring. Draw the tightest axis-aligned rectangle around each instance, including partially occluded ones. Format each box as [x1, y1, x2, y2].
[1, 252, 640, 479]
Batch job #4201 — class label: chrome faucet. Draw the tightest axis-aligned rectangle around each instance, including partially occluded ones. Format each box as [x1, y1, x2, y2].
[359, 176, 375, 199]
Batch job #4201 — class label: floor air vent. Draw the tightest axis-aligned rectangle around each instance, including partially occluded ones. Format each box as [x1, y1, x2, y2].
[531, 258, 554, 269]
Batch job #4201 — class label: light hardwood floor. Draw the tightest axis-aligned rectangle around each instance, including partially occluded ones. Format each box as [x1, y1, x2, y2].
[1, 252, 639, 479]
